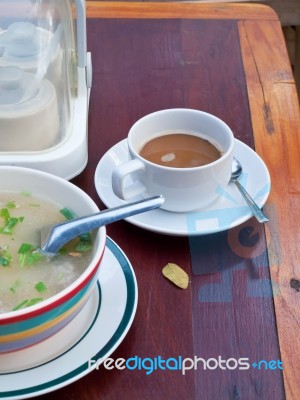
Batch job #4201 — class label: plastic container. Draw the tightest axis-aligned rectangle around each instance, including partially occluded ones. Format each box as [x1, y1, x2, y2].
[0, 0, 92, 179]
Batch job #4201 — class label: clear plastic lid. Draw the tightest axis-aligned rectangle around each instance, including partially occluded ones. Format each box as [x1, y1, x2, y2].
[0, 0, 85, 153]
[0, 66, 39, 105]
[2, 21, 45, 57]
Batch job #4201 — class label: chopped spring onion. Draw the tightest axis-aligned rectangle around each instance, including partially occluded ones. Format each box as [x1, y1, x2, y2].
[79, 232, 91, 242]
[60, 207, 76, 221]
[0, 246, 12, 266]
[0, 207, 24, 234]
[18, 243, 34, 254]
[9, 280, 21, 293]
[0, 256, 10, 266]
[12, 297, 43, 311]
[6, 201, 16, 209]
[26, 298, 43, 307]
[75, 241, 92, 253]
[12, 299, 28, 311]
[18, 243, 44, 267]
[35, 281, 47, 293]
[0, 207, 10, 220]
[59, 208, 93, 253]
[1, 217, 19, 234]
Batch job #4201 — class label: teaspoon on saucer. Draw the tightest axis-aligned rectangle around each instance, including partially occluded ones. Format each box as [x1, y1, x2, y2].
[231, 157, 269, 223]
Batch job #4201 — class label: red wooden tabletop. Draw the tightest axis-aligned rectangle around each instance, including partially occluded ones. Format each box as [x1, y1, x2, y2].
[35, 2, 300, 399]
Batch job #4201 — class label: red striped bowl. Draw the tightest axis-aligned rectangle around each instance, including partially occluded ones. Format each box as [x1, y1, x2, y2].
[0, 167, 106, 353]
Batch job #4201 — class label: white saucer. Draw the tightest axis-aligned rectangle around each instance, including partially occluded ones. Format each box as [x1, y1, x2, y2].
[94, 139, 271, 236]
[0, 237, 138, 400]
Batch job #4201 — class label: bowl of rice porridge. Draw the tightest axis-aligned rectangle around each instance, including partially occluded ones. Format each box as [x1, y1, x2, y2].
[0, 166, 106, 353]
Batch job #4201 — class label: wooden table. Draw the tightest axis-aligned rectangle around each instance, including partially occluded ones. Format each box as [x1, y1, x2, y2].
[43, 2, 300, 399]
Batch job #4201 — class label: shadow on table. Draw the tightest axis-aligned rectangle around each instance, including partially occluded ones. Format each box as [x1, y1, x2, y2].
[189, 206, 281, 302]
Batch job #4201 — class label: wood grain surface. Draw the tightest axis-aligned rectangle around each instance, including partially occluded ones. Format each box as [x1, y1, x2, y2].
[12, 2, 297, 399]
[239, 17, 300, 400]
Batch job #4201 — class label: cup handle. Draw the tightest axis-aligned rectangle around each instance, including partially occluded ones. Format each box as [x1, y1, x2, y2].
[112, 159, 147, 200]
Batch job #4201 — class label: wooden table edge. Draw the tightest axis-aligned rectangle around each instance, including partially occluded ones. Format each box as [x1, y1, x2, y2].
[86, 1, 278, 21]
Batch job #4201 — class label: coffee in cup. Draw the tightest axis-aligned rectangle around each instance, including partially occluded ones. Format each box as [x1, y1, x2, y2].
[112, 109, 234, 212]
[139, 132, 222, 168]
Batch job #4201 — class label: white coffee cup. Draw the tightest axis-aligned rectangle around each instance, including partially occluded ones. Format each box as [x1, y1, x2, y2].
[112, 109, 234, 212]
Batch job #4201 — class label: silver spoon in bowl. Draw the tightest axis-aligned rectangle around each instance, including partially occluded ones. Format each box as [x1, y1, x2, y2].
[231, 157, 269, 223]
[39, 195, 164, 256]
